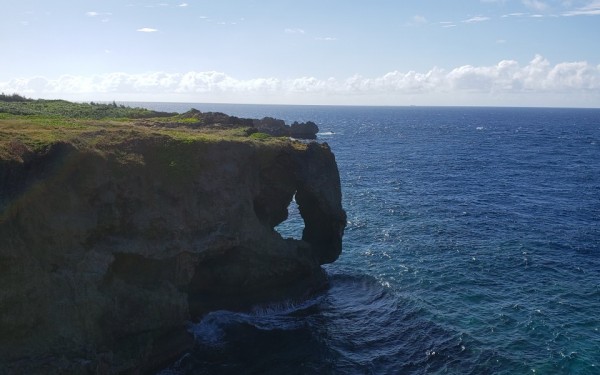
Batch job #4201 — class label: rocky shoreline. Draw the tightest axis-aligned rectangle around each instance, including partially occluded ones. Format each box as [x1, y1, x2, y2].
[0, 103, 345, 374]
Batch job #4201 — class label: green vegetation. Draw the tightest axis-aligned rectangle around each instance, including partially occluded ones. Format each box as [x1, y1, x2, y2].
[0, 95, 173, 119]
[249, 132, 272, 140]
[0, 96, 302, 162]
[0, 93, 33, 102]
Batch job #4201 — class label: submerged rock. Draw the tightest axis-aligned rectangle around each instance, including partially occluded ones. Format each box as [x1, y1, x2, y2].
[0, 137, 345, 373]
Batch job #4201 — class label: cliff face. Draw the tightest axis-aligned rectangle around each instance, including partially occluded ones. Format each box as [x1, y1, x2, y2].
[0, 137, 345, 373]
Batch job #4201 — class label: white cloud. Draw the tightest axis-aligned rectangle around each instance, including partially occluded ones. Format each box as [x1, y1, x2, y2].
[2, 56, 599, 106]
[463, 16, 491, 23]
[178, 3, 189, 7]
[285, 28, 305, 34]
[137, 27, 158, 32]
[145, 3, 169, 8]
[315, 37, 337, 41]
[445, 54, 600, 93]
[547, 61, 600, 89]
[86, 11, 112, 17]
[522, 0, 549, 11]
[563, 0, 600, 15]
[406, 15, 427, 26]
[413, 15, 427, 23]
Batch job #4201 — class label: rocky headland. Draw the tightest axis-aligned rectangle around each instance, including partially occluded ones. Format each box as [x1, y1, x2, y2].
[0, 99, 345, 374]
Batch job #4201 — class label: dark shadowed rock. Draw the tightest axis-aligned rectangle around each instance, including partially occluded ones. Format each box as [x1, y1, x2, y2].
[253, 117, 289, 136]
[180, 110, 254, 127]
[0, 136, 345, 373]
[253, 118, 319, 139]
[290, 121, 319, 140]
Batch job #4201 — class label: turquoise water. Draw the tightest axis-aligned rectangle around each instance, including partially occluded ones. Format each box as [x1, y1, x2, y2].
[145, 104, 600, 374]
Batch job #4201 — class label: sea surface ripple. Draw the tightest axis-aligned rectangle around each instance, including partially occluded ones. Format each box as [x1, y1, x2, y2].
[144, 104, 600, 375]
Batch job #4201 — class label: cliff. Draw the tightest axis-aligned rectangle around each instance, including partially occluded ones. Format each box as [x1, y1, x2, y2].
[0, 103, 345, 373]
[250, 117, 319, 139]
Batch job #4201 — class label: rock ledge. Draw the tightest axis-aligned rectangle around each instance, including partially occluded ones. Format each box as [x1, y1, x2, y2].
[0, 134, 345, 373]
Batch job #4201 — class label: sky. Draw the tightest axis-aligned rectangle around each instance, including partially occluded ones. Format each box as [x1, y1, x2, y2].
[2, 0, 600, 107]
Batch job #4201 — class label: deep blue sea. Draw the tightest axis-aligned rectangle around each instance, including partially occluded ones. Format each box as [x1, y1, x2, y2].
[137, 103, 600, 374]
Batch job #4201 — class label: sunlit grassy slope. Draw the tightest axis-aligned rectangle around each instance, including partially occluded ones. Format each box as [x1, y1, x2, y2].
[0, 97, 305, 161]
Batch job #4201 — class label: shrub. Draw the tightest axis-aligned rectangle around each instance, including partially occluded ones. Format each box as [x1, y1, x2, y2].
[249, 132, 271, 140]
[0, 93, 32, 102]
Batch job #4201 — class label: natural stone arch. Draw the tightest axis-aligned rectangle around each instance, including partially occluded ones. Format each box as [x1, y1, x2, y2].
[252, 143, 346, 264]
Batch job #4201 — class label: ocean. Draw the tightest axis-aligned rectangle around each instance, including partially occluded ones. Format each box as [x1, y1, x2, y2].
[135, 103, 600, 374]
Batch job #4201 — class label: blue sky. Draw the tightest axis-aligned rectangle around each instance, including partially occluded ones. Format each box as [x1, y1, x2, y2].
[2, 0, 600, 107]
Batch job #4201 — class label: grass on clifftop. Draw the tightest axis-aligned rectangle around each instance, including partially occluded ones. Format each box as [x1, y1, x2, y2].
[0, 94, 172, 119]
[0, 97, 307, 161]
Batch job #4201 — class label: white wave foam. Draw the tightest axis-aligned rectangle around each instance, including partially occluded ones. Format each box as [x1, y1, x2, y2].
[188, 310, 236, 345]
[188, 295, 324, 345]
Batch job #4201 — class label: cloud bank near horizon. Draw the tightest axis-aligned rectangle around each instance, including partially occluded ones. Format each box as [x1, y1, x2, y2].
[2, 55, 599, 107]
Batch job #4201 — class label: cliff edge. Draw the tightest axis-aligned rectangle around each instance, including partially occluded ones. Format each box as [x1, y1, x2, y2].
[0, 102, 346, 373]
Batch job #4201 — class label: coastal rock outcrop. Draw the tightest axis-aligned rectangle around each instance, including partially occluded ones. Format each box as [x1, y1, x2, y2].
[170, 110, 320, 139]
[0, 137, 345, 373]
[290, 121, 319, 140]
[254, 118, 319, 139]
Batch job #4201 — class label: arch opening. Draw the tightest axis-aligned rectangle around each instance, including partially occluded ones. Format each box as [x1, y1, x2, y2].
[274, 194, 304, 240]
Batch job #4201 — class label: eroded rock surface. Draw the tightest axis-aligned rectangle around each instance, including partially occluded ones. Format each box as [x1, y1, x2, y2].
[0, 138, 345, 373]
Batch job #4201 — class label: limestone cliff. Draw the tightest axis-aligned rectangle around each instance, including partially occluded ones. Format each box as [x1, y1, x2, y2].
[0, 134, 345, 373]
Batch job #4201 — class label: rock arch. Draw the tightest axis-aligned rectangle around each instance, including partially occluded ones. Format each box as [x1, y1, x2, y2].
[253, 142, 346, 264]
